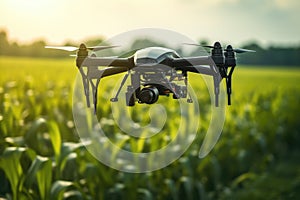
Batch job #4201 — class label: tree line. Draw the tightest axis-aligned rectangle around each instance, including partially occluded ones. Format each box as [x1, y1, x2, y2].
[0, 30, 299, 66]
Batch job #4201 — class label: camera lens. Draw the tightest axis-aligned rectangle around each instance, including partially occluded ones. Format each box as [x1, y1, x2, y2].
[138, 86, 159, 104]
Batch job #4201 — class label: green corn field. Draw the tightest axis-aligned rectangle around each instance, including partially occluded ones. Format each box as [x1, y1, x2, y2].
[0, 56, 300, 200]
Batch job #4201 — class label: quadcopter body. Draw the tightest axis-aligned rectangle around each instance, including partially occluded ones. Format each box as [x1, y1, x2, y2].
[46, 42, 254, 113]
[112, 47, 189, 106]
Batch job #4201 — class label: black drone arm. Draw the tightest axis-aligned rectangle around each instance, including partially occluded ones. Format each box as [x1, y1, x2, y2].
[172, 56, 216, 75]
[174, 65, 214, 76]
[79, 57, 134, 68]
[172, 56, 212, 67]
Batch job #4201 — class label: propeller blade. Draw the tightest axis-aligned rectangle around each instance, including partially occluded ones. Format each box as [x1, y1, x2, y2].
[45, 45, 119, 52]
[182, 43, 201, 47]
[86, 45, 119, 51]
[184, 42, 254, 53]
[70, 55, 121, 59]
[45, 46, 78, 52]
[233, 48, 256, 53]
[182, 43, 214, 48]
[202, 45, 215, 49]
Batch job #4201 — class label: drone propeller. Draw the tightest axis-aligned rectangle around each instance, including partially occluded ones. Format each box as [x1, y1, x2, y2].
[45, 44, 119, 52]
[87, 45, 119, 51]
[202, 45, 215, 48]
[183, 42, 221, 49]
[45, 46, 79, 52]
[184, 43, 255, 54]
[182, 43, 214, 49]
[205, 45, 255, 54]
[228, 48, 255, 53]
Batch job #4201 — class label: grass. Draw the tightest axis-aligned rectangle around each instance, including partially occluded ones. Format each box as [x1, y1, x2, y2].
[0, 56, 300, 199]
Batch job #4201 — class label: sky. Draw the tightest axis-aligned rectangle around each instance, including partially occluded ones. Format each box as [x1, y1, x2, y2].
[0, 0, 299, 46]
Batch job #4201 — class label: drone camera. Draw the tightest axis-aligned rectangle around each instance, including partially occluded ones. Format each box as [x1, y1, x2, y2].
[137, 86, 159, 104]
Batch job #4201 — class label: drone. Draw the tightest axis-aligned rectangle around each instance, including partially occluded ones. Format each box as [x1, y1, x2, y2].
[46, 42, 254, 113]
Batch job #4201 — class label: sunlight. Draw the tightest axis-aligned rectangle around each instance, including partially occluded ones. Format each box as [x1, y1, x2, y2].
[4, 0, 53, 13]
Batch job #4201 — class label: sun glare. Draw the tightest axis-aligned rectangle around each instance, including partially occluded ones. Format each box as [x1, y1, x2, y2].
[5, 0, 53, 13]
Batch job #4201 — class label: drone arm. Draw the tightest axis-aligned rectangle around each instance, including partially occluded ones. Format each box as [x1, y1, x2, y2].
[175, 66, 214, 76]
[81, 57, 133, 68]
[79, 68, 90, 108]
[89, 78, 101, 114]
[226, 66, 235, 105]
[100, 67, 128, 78]
[172, 56, 216, 75]
[172, 56, 212, 67]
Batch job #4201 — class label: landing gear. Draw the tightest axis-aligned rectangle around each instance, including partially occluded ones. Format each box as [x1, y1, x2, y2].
[126, 86, 135, 106]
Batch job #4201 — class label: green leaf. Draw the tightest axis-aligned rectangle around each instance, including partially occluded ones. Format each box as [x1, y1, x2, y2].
[138, 188, 153, 200]
[4, 136, 25, 146]
[50, 180, 73, 200]
[0, 147, 27, 200]
[24, 118, 47, 153]
[232, 172, 257, 188]
[24, 156, 52, 200]
[58, 142, 83, 171]
[180, 176, 193, 200]
[48, 120, 61, 160]
[165, 179, 178, 200]
[64, 190, 84, 200]
[61, 153, 77, 180]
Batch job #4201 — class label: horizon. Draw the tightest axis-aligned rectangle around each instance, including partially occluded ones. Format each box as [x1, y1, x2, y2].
[0, 27, 299, 48]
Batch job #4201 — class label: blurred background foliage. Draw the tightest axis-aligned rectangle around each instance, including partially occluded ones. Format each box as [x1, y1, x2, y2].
[0, 31, 300, 199]
[0, 29, 300, 66]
